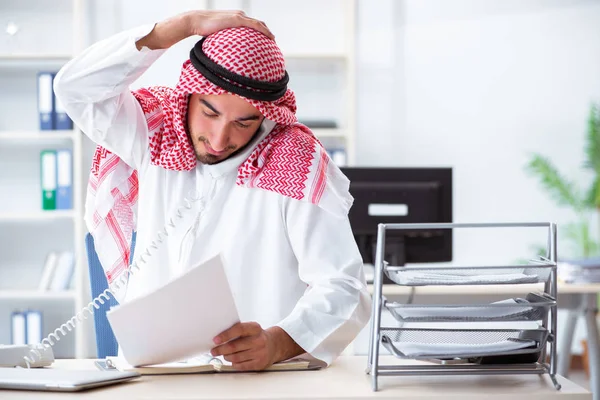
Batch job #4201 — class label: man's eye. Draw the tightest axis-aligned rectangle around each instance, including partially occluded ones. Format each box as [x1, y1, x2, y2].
[203, 111, 218, 118]
[236, 122, 250, 129]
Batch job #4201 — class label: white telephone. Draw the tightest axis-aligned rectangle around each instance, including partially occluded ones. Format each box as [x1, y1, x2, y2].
[0, 193, 201, 369]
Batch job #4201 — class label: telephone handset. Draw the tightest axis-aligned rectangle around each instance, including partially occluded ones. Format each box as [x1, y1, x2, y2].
[10, 193, 203, 369]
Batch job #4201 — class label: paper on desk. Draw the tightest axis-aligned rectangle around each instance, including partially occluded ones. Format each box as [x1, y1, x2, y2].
[106, 254, 240, 367]
[393, 339, 536, 357]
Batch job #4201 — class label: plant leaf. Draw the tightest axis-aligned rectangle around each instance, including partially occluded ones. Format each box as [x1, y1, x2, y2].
[526, 154, 585, 213]
[584, 103, 600, 173]
[562, 220, 600, 258]
[584, 178, 600, 209]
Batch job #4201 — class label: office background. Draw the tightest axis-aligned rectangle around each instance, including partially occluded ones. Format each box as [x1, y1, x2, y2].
[0, 0, 598, 368]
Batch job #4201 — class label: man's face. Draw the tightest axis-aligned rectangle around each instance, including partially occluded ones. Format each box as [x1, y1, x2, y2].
[187, 93, 264, 165]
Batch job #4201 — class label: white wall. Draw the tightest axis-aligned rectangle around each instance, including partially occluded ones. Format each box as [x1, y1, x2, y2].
[355, 0, 600, 354]
[358, 0, 600, 265]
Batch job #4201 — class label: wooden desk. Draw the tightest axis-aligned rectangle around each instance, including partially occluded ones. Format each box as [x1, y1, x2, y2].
[367, 283, 600, 400]
[0, 357, 591, 399]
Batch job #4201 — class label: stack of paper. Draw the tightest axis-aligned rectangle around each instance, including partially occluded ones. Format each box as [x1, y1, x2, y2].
[558, 258, 600, 283]
[390, 270, 539, 286]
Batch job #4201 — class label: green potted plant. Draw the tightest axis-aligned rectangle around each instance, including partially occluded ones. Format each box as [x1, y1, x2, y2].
[526, 103, 600, 259]
[526, 104, 600, 374]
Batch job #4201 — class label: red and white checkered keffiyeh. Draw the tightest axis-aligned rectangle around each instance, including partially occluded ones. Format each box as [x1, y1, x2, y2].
[86, 27, 353, 284]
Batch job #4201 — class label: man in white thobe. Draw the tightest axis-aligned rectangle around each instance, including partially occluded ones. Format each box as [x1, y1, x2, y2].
[54, 10, 371, 370]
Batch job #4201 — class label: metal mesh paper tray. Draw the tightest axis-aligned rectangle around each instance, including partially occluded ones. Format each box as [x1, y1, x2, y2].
[380, 327, 549, 360]
[385, 293, 554, 322]
[384, 264, 554, 286]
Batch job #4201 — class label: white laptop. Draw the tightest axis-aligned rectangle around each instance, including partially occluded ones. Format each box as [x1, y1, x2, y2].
[0, 368, 140, 392]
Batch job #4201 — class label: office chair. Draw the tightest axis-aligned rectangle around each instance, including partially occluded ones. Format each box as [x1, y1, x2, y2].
[85, 232, 136, 358]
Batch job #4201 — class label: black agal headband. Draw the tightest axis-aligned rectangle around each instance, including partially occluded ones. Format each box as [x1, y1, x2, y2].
[189, 37, 289, 102]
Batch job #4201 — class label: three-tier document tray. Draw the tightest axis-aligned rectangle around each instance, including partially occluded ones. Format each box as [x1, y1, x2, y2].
[367, 222, 560, 392]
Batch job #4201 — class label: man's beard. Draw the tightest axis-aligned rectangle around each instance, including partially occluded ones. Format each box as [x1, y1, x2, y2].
[190, 126, 264, 165]
[195, 136, 236, 165]
[196, 152, 220, 165]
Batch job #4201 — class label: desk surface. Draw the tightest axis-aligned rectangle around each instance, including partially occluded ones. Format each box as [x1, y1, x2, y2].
[0, 357, 590, 399]
[369, 282, 600, 296]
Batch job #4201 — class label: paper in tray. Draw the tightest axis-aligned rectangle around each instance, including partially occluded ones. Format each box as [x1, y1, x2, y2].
[388, 270, 539, 286]
[389, 299, 533, 320]
[390, 338, 537, 358]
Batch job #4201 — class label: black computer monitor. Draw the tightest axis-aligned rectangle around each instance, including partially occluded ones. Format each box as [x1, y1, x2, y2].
[341, 168, 453, 282]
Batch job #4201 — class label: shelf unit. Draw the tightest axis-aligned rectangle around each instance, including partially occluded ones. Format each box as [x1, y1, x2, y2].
[214, 0, 357, 165]
[288, 0, 356, 166]
[0, 211, 76, 222]
[368, 222, 560, 392]
[0, 54, 73, 60]
[0, 291, 76, 300]
[0, 130, 77, 140]
[0, 0, 89, 358]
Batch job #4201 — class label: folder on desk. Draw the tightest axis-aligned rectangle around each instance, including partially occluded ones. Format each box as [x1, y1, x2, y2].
[37, 72, 55, 130]
[56, 149, 72, 210]
[10, 311, 26, 345]
[40, 150, 57, 210]
[105, 354, 316, 375]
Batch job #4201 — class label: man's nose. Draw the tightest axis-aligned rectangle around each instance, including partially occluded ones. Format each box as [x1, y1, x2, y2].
[210, 124, 230, 152]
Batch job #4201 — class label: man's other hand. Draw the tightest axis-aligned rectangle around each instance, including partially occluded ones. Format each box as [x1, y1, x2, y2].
[210, 322, 304, 371]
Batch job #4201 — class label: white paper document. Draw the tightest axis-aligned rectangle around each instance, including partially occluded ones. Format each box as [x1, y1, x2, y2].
[391, 299, 533, 320]
[106, 254, 240, 367]
[393, 339, 536, 357]
[391, 271, 539, 285]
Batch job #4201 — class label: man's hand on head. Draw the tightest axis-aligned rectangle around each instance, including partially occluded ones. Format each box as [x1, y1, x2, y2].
[186, 10, 274, 40]
[210, 322, 304, 371]
[136, 10, 274, 51]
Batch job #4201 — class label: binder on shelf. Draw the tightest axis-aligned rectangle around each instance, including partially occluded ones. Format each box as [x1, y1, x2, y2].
[54, 90, 73, 130]
[327, 147, 347, 167]
[25, 310, 42, 345]
[299, 119, 338, 129]
[56, 149, 73, 210]
[38, 251, 59, 291]
[37, 72, 55, 130]
[10, 311, 26, 345]
[40, 150, 57, 210]
[50, 251, 75, 291]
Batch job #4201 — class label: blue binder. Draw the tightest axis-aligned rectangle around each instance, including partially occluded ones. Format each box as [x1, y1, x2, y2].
[56, 149, 73, 209]
[54, 89, 73, 130]
[37, 72, 55, 130]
